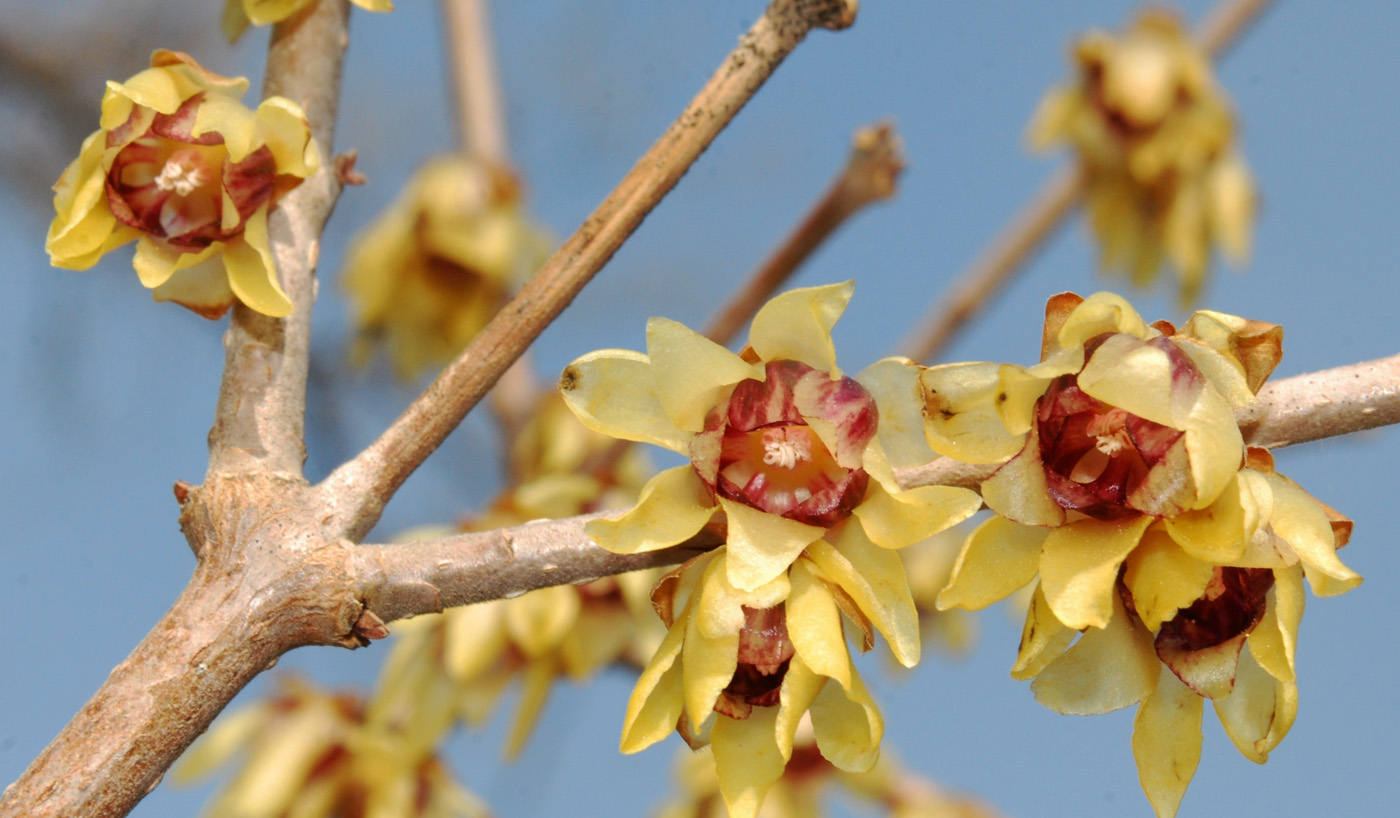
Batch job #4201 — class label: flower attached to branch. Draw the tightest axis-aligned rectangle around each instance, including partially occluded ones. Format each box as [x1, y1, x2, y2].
[343, 155, 550, 379]
[1029, 10, 1255, 303]
[559, 282, 982, 816]
[46, 50, 318, 319]
[924, 292, 1361, 818]
[220, 0, 393, 42]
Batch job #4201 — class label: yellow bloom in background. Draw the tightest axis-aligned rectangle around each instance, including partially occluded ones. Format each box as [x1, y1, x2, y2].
[924, 293, 1360, 818]
[221, 0, 394, 42]
[174, 677, 492, 818]
[343, 155, 550, 380]
[1028, 10, 1255, 303]
[46, 50, 318, 319]
[900, 518, 982, 657]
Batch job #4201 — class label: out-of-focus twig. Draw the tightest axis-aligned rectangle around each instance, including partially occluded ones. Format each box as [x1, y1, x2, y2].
[441, 0, 507, 163]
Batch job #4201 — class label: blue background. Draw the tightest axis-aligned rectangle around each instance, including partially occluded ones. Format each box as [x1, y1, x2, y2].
[2, 1, 1397, 816]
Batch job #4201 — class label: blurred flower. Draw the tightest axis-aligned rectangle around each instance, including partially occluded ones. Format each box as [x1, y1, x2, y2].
[343, 155, 550, 380]
[901, 519, 981, 657]
[221, 0, 393, 42]
[1028, 10, 1254, 303]
[559, 281, 981, 596]
[46, 50, 318, 318]
[175, 676, 491, 818]
[923, 293, 1361, 817]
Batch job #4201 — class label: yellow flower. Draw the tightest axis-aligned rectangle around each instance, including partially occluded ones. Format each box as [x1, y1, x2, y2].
[221, 0, 393, 42]
[46, 50, 318, 319]
[1028, 10, 1255, 303]
[174, 676, 491, 818]
[559, 281, 982, 598]
[343, 155, 550, 379]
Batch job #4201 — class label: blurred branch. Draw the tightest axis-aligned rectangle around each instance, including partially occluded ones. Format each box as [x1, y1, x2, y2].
[319, 0, 860, 542]
[442, 0, 507, 163]
[359, 353, 1400, 624]
[898, 0, 1278, 363]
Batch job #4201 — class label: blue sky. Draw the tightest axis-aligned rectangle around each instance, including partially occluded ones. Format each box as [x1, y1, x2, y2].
[3, 2, 1398, 816]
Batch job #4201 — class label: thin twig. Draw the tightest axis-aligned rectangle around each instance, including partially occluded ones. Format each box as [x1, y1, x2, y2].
[318, 0, 859, 542]
[357, 353, 1400, 624]
[205, 0, 349, 477]
[898, 0, 1278, 364]
[704, 121, 905, 345]
[441, 0, 507, 163]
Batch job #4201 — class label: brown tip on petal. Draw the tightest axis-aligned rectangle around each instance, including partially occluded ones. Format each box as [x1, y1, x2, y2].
[1150, 319, 1176, 336]
[172, 480, 194, 505]
[1243, 447, 1274, 473]
[352, 609, 391, 641]
[334, 151, 367, 186]
[1042, 292, 1086, 360]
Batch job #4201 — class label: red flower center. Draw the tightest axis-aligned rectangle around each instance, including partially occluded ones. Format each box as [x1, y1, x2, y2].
[715, 604, 794, 719]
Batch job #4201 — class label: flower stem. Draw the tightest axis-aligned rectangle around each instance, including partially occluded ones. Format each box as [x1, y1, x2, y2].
[442, 0, 508, 163]
[897, 0, 1278, 364]
[320, 0, 860, 542]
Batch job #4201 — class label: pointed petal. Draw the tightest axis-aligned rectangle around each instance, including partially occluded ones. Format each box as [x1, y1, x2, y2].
[504, 654, 558, 758]
[852, 477, 981, 551]
[254, 96, 318, 177]
[981, 424, 1066, 526]
[1011, 582, 1078, 681]
[1076, 334, 1189, 429]
[810, 658, 883, 772]
[1182, 382, 1244, 509]
[1132, 669, 1204, 818]
[711, 708, 787, 818]
[918, 362, 1027, 463]
[937, 516, 1047, 612]
[1178, 310, 1282, 395]
[683, 561, 740, 726]
[560, 350, 689, 453]
[1249, 567, 1304, 683]
[133, 238, 192, 289]
[719, 498, 825, 592]
[807, 526, 920, 668]
[647, 316, 759, 433]
[621, 609, 689, 753]
[1263, 473, 1362, 596]
[442, 603, 507, 681]
[856, 357, 939, 470]
[1032, 593, 1160, 715]
[748, 281, 852, 373]
[1055, 291, 1150, 350]
[586, 466, 715, 554]
[152, 249, 236, 319]
[224, 209, 293, 317]
[1213, 643, 1297, 763]
[1164, 472, 1251, 563]
[775, 655, 824, 759]
[1124, 527, 1218, 631]
[786, 560, 851, 688]
[1040, 515, 1154, 630]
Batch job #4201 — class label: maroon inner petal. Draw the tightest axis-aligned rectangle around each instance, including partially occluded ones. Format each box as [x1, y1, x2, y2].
[791, 366, 878, 469]
[149, 93, 224, 146]
[725, 360, 811, 432]
[1155, 567, 1274, 697]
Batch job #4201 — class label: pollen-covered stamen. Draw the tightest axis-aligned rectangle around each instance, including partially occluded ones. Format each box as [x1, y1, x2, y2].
[761, 427, 812, 469]
[153, 150, 208, 196]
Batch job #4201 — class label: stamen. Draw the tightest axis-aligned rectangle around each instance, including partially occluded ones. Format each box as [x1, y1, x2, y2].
[154, 153, 207, 197]
[761, 428, 811, 469]
[1094, 435, 1125, 456]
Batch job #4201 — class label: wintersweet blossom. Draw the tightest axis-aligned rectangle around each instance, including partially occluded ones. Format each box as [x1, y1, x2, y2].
[46, 50, 318, 318]
[221, 0, 393, 42]
[1028, 10, 1255, 302]
[343, 155, 550, 379]
[924, 292, 1361, 817]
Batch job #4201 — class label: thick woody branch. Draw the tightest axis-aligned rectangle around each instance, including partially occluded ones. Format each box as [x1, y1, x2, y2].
[206, 0, 349, 477]
[319, 0, 859, 541]
[358, 353, 1400, 623]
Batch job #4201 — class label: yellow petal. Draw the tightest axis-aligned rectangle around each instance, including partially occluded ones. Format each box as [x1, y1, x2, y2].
[192, 92, 259, 161]
[748, 281, 852, 373]
[1178, 309, 1282, 395]
[786, 560, 851, 688]
[856, 357, 939, 470]
[809, 658, 883, 772]
[586, 466, 715, 554]
[711, 708, 787, 818]
[1055, 291, 1150, 350]
[683, 560, 740, 726]
[503, 585, 579, 657]
[719, 498, 825, 592]
[152, 250, 236, 318]
[1212, 643, 1297, 763]
[918, 362, 1027, 464]
[1164, 472, 1251, 563]
[560, 349, 689, 453]
[694, 554, 790, 640]
[1075, 333, 1185, 429]
[560, 605, 635, 679]
[937, 516, 1047, 612]
[621, 608, 688, 754]
[224, 209, 294, 317]
[1011, 582, 1078, 681]
[808, 526, 920, 668]
[1263, 473, 1362, 596]
[852, 478, 981, 551]
[504, 655, 558, 759]
[981, 424, 1065, 526]
[134, 238, 210, 289]
[1040, 515, 1153, 630]
[1172, 337, 1254, 408]
[1123, 527, 1216, 631]
[1031, 592, 1160, 715]
[255, 96, 319, 177]
[442, 603, 506, 681]
[1132, 669, 1203, 818]
[1249, 567, 1304, 683]
[776, 655, 825, 759]
[647, 316, 759, 433]
[1182, 382, 1243, 509]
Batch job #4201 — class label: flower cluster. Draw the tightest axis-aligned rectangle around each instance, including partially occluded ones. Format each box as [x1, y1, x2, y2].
[221, 0, 393, 42]
[175, 677, 490, 818]
[923, 292, 1361, 817]
[1028, 10, 1255, 303]
[46, 50, 318, 319]
[559, 283, 982, 817]
[343, 155, 551, 379]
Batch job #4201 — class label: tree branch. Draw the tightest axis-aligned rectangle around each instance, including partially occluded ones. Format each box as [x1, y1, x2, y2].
[317, 0, 859, 542]
[357, 353, 1400, 624]
[441, 0, 507, 163]
[206, 0, 349, 477]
